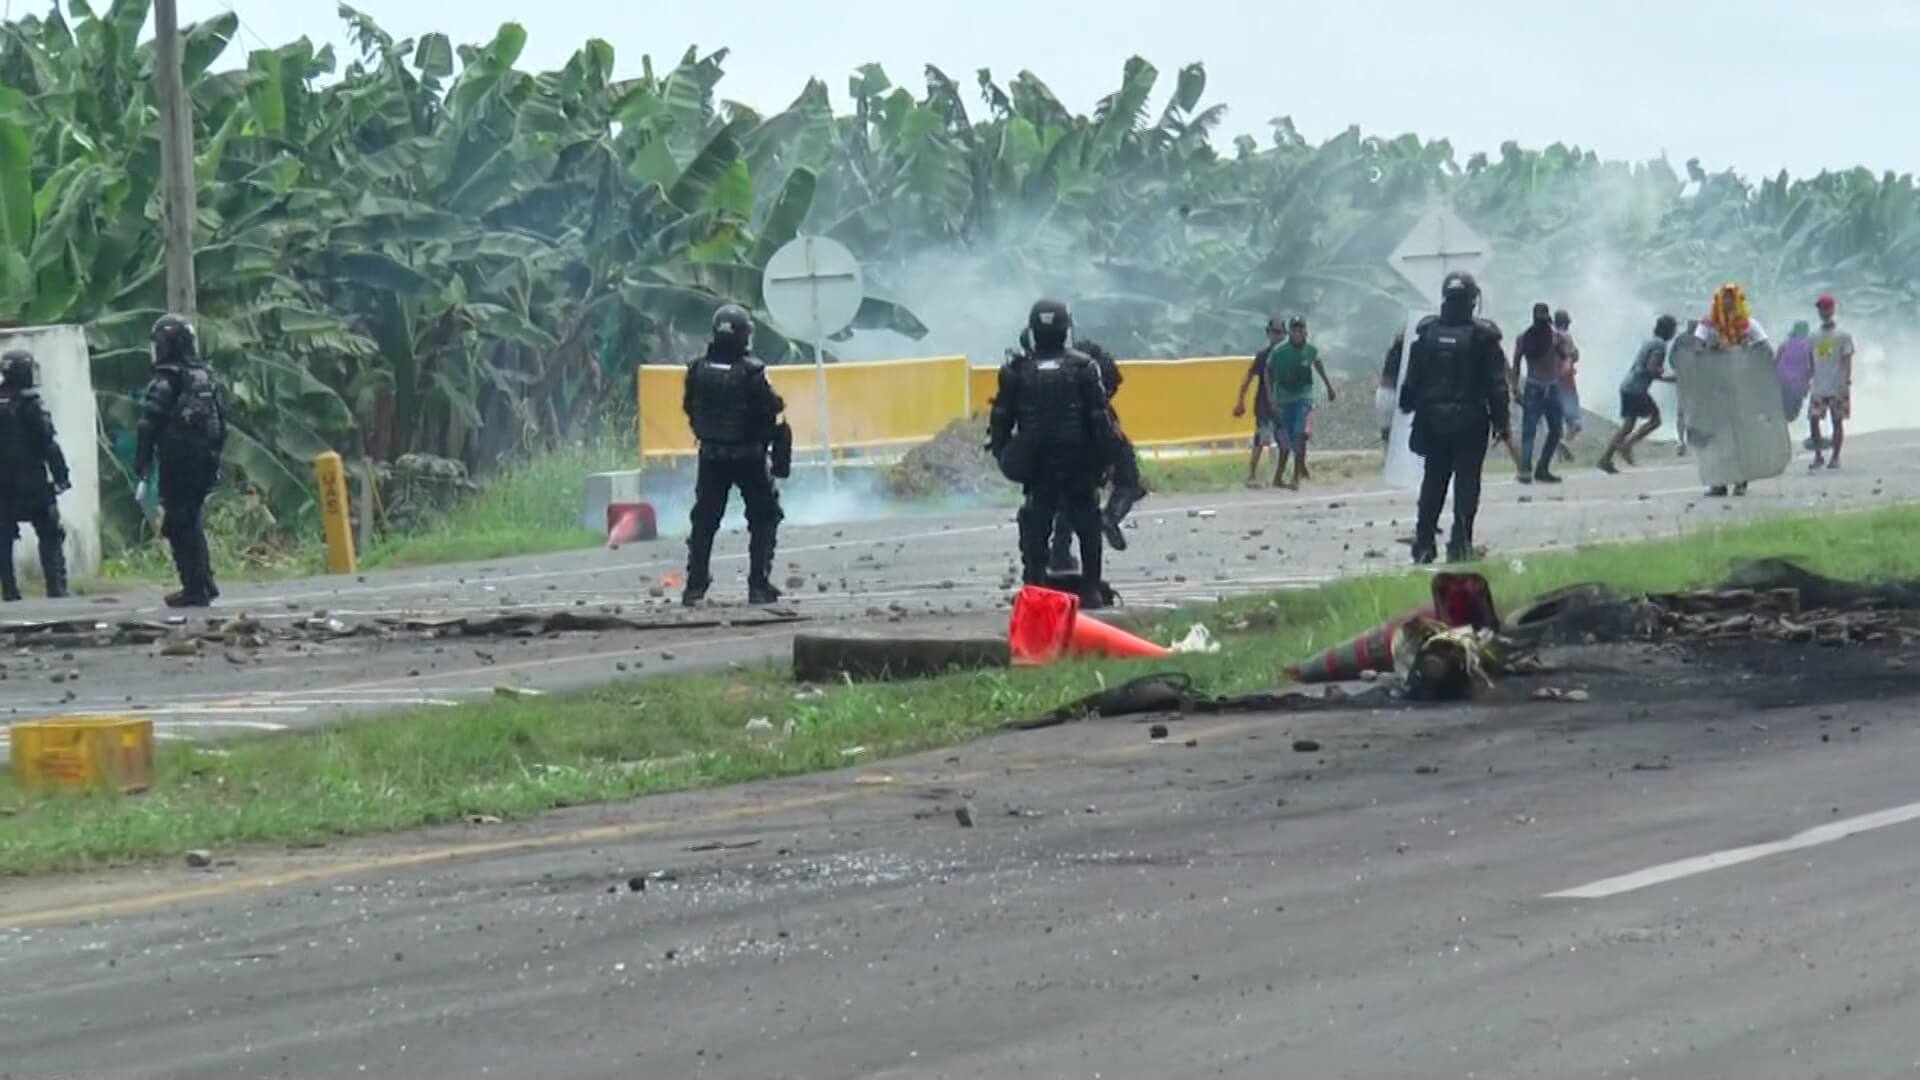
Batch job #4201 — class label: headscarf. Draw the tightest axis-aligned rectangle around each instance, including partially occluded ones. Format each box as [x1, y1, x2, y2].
[1706, 283, 1752, 346]
[1777, 319, 1814, 414]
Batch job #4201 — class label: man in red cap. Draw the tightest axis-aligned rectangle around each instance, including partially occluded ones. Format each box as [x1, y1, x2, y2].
[1807, 293, 1855, 469]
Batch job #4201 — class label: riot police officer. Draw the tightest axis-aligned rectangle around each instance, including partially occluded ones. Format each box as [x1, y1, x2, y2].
[135, 314, 228, 607]
[1048, 337, 1143, 571]
[0, 350, 72, 600]
[1398, 271, 1510, 564]
[989, 299, 1120, 607]
[682, 303, 788, 607]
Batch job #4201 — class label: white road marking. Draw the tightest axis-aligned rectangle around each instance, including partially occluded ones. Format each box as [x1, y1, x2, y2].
[1545, 800, 1920, 900]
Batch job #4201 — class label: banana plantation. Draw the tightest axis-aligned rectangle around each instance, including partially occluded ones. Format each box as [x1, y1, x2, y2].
[2, 1, 1916, 526]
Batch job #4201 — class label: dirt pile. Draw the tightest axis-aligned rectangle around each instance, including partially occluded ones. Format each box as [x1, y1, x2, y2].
[883, 417, 1013, 499]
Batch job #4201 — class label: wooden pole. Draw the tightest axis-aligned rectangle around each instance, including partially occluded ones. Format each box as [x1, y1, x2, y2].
[153, 0, 197, 316]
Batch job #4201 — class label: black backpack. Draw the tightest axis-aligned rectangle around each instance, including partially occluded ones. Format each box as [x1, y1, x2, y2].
[169, 364, 226, 449]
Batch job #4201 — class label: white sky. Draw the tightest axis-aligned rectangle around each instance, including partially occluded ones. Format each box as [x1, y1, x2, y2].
[147, 0, 1920, 181]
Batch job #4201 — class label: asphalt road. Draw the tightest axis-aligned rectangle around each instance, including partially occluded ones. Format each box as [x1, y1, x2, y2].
[1, 431, 1915, 754]
[6, 630, 1920, 1077]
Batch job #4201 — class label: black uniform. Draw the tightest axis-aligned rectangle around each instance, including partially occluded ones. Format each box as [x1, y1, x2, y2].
[1398, 272, 1510, 563]
[0, 351, 71, 600]
[682, 304, 787, 607]
[990, 300, 1119, 605]
[1048, 339, 1144, 569]
[135, 315, 228, 607]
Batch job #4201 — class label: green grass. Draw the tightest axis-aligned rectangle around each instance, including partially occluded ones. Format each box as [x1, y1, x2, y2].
[7, 502, 1918, 875]
[98, 441, 638, 583]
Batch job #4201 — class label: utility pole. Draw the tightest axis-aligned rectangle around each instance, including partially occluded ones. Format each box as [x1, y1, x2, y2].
[153, 0, 198, 316]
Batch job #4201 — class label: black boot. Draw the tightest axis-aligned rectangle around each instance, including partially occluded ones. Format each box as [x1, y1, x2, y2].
[1101, 487, 1139, 552]
[0, 560, 19, 603]
[747, 530, 781, 605]
[680, 578, 710, 607]
[1410, 535, 1438, 565]
[164, 534, 212, 607]
[39, 533, 68, 599]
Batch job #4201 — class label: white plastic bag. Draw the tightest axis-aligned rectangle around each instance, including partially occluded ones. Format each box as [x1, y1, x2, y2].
[1171, 623, 1221, 654]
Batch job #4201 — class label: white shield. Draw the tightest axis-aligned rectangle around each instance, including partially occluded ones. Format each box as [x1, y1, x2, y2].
[1671, 336, 1791, 487]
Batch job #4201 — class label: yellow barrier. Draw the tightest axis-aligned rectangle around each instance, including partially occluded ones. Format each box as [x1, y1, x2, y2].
[8, 716, 154, 792]
[968, 356, 1258, 449]
[639, 356, 971, 459]
[313, 451, 357, 574]
[638, 353, 1261, 460]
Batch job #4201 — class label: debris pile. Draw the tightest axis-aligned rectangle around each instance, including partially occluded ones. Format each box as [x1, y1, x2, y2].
[1647, 587, 1916, 646]
[882, 417, 1012, 499]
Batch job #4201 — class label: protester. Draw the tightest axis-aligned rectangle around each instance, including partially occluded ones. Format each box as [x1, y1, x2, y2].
[1776, 320, 1814, 424]
[1262, 316, 1336, 489]
[1807, 293, 1856, 470]
[1598, 314, 1678, 473]
[1510, 302, 1567, 483]
[1552, 308, 1581, 462]
[1692, 283, 1771, 496]
[1378, 331, 1405, 445]
[1232, 317, 1286, 488]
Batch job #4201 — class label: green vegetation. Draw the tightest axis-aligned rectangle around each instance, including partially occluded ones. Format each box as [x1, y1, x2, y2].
[4, 2, 1915, 558]
[7, 502, 1920, 875]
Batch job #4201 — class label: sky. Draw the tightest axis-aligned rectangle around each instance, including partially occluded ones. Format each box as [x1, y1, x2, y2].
[145, 0, 1919, 181]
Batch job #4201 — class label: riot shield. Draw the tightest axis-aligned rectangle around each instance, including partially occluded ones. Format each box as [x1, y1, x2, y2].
[1671, 335, 1791, 487]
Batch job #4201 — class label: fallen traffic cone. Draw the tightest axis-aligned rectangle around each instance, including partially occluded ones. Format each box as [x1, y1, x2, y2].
[1009, 585, 1173, 665]
[1066, 610, 1172, 660]
[606, 502, 657, 548]
[1286, 604, 1435, 683]
[1009, 586, 1080, 666]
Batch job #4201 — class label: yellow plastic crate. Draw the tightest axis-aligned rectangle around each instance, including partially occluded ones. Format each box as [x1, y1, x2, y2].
[8, 716, 154, 792]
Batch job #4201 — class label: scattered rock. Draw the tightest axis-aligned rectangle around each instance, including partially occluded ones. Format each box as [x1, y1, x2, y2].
[1292, 739, 1321, 753]
[785, 575, 806, 590]
[1415, 765, 1440, 775]
[954, 805, 975, 828]
[184, 849, 214, 869]
[1565, 689, 1591, 703]
[465, 814, 503, 825]
[1183, 738, 1199, 748]
[1149, 723, 1170, 740]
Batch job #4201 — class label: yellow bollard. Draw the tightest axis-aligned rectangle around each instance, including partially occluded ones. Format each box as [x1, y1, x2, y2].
[313, 450, 357, 574]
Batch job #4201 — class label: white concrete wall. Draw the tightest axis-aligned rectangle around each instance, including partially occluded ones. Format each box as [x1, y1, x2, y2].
[0, 325, 100, 582]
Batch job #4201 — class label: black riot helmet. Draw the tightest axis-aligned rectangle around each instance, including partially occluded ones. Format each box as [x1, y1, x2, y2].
[1, 349, 34, 388]
[1027, 298, 1072, 351]
[151, 313, 198, 368]
[1440, 271, 1480, 313]
[710, 303, 753, 354]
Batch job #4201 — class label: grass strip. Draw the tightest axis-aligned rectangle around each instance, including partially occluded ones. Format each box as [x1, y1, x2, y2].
[6, 503, 1917, 875]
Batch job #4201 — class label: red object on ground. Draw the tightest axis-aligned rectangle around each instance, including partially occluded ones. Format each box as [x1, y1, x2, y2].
[606, 502, 657, 548]
[1008, 585, 1173, 665]
[1287, 604, 1436, 682]
[1009, 586, 1081, 665]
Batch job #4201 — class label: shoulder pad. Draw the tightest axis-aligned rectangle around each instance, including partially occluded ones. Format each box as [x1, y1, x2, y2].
[1474, 317, 1503, 339]
[1414, 315, 1441, 333]
[743, 356, 767, 372]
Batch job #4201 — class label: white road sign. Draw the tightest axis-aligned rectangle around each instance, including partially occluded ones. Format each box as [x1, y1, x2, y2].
[760, 236, 866, 490]
[1383, 206, 1496, 491]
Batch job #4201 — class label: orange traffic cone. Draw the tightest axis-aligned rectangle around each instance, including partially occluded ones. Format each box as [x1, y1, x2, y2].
[1009, 585, 1173, 665]
[1286, 604, 1435, 683]
[1010, 586, 1080, 665]
[607, 502, 657, 548]
[1067, 611, 1172, 660]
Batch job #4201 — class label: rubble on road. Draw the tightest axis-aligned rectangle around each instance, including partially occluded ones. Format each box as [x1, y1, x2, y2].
[0, 607, 807, 654]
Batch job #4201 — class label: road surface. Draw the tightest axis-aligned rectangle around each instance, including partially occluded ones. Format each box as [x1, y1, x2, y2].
[1, 431, 1915, 753]
[5, 628, 1919, 1077]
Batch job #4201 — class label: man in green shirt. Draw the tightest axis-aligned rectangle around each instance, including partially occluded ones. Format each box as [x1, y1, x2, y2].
[1264, 316, 1337, 488]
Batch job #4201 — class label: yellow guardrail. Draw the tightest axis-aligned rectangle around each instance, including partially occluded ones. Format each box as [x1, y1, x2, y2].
[640, 353, 1260, 460]
[639, 356, 971, 460]
[967, 356, 1256, 449]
